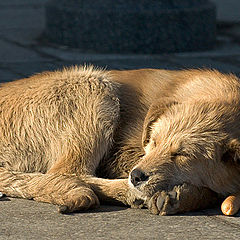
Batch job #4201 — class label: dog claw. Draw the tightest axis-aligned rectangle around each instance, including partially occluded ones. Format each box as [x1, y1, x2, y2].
[156, 195, 165, 210]
[58, 205, 69, 214]
[147, 186, 181, 216]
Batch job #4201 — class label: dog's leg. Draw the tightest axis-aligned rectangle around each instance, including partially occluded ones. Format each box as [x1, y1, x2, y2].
[83, 177, 142, 207]
[81, 178, 218, 214]
[0, 168, 218, 214]
[147, 183, 218, 215]
[0, 167, 99, 213]
[0, 167, 142, 211]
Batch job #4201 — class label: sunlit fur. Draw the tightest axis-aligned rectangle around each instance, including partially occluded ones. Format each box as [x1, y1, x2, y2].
[0, 67, 240, 213]
[136, 70, 240, 197]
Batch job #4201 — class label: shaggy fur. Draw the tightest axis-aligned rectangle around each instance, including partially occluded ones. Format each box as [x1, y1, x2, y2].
[0, 66, 239, 215]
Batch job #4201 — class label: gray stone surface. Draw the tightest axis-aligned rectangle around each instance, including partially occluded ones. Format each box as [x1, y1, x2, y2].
[0, 8, 45, 30]
[172, 42, 240, 58]
[218, 25, 240, 44]
[211, 0, 240, 23]
[0, 40, 48, 63]
[1, 198, 240, 240]
[168, 56, 240, 74]
[0, 62, 64, 78]
[1, 1, 240, 240]
[0, 0, 47, 46]
[0, 69, 21, 83]
[44, 0, 216, 53]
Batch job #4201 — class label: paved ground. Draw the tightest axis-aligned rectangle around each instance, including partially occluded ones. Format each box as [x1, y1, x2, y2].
[1, 1, 240, 240]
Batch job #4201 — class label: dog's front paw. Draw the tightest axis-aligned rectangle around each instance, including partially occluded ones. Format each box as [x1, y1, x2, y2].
[34, 186, 100, 214]
[146, 183, 218, 215]
[130, 199, 145, 209]
[125, 189, 146, 209]
[147, 187, 180, 215]
[58, 187, 100, 213]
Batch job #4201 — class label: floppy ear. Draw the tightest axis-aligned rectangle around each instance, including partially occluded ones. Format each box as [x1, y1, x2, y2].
[223, 138, 240, 163]
[142, 99, 177, 148]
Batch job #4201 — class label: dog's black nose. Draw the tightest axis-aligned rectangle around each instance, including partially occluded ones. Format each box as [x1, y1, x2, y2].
[130, 168, 148, 186]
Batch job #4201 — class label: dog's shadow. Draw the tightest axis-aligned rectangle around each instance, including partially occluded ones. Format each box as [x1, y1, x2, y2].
[66, 205, 128, 216]
[66, 204, 240, 217]
[0, 196, 11, 202]
[179, 206, 240, 217]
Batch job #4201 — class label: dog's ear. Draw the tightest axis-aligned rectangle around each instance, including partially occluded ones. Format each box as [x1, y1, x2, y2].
[223, 138, 240, 163]
[142, 99, 177, 148]
[142, 105, 161, 148]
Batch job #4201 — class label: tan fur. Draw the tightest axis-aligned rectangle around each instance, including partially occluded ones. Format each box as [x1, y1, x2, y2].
[132, 70, 240, 215]
[0, 66, 239, 214]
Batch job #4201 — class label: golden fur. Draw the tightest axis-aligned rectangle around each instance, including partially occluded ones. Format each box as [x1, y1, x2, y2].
[0, 66, 239, 215]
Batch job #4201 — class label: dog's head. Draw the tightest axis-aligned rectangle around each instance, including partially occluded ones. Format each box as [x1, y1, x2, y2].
[129, 100, 240, 197]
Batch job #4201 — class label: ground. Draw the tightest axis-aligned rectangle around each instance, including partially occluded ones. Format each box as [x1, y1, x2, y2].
[1, 1, 240, 239]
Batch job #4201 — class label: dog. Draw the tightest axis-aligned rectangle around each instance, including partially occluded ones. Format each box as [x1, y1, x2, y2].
[0, 66, 239, 215]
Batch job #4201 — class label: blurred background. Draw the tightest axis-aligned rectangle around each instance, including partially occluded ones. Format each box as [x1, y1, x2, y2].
[0, 0, 239, 81]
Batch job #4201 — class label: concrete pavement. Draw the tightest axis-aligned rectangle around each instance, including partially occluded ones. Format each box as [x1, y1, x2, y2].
[1, 1, 240, 239]
[1, 198, 240, 240]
